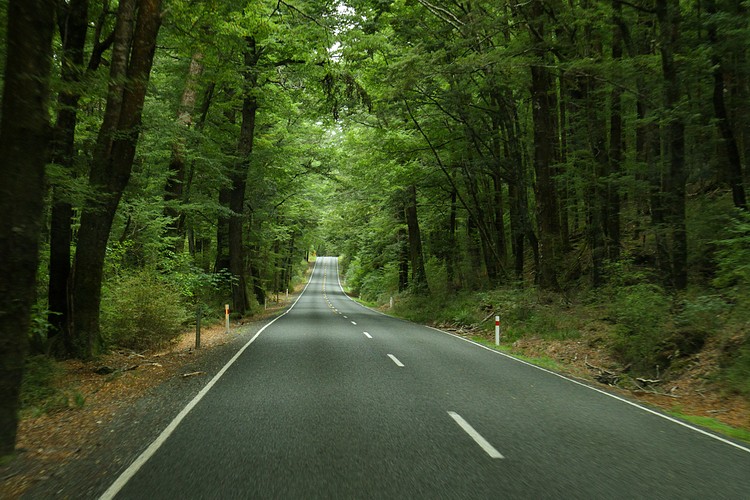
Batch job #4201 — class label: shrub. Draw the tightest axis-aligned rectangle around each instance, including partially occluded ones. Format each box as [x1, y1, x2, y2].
[670, 295, 730, 357]
[611, 283, 671, 375]
[101, 269, 188, 351]
[20, 355, 84, 415]
[722, 342, 750, 397]
[21, 355, 59, 409]
[714, 209, 750, 293]
[359, 264, 398, 304]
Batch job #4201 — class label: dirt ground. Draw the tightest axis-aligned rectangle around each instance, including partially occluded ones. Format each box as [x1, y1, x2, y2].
[505, 334, 750, 430]
[2, 299, 749, 498]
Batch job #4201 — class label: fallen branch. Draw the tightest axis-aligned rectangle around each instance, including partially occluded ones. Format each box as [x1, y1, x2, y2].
[635, 377, 661, 386]
[585, 356, 620, 386]
[181, 371, 206, 378]
[632, 378, 680, 397]
[481, 311, 496, 323]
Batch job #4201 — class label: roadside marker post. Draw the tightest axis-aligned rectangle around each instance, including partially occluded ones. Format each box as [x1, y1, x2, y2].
[495, 316, 500, 346]
[225, 304, 230, 334]
[195, 305, 202, 349]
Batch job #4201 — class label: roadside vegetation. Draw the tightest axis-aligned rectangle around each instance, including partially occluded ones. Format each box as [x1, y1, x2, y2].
[341, 210, 750, 398]
[339, 203, 750, 436]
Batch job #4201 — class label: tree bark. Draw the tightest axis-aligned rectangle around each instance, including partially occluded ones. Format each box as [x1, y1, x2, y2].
[405, 185, 429, 293]
[446, 186, 457, 290]
[705, 0, 747, 210]
[527, 0, 561, 289]
[47, 0, 89, 357]
[607, 0, 623, 259]
[70, 0, 163, 358]
[657, 0, 687, 289]
[164, 51, 205, 252]
[229, 37, 261, 315]
[0, 0, 55, 458]
[397, 198, 410, 293]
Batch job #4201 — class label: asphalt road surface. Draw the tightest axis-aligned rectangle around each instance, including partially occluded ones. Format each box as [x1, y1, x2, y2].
[103, 256, 750, 499]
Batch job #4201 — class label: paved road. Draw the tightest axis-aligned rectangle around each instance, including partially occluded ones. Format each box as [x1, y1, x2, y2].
[104, 256, 750, 499]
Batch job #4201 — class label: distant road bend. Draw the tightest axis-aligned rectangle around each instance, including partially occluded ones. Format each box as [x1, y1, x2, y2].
[102, 256, 750, 499]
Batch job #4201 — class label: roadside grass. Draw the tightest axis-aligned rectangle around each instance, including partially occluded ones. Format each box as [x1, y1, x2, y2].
[468, 335, 564, 372]
[666, 409, 750, 444]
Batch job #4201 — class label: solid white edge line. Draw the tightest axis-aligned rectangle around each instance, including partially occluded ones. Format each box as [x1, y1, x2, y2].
[331, 257, 750, 455]
[387, 354, 404, 367]
[99, 260, 320, 500]
[363, 331, 372, 339]
[430, 325, 750, 455]
[448, 411, 504, 459]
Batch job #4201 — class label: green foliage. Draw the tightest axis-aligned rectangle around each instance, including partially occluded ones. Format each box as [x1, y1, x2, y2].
[611, 284, 671, 375]
[101, 269, 188, 351]
[676, 294, 729, 332]
[20, 356, 86, 416]
[20, 355, 59, 409]
[27, 302, 56, 354]
[686, 195, 735, 278]
[722, 343, 750, 398]
[713, 210, 750, 293]
[389, 287, 581, 343]
[160, 252, 237, 307]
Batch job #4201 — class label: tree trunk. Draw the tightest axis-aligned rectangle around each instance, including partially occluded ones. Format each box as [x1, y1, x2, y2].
[587, 71, 608, 287]
[446, 186, 457, 290]
[607, 0, 623, 259]
[657, 0, 687, 289]
[405, 185, 429, 293]
[530, 66, 561, 289]
[705, 0, 747, 210]
[71, 0, 163, 358]
[228, 37, 261, 316]
[47, 0, 89, 358]
[215, 187, 231, 272]
[397, 198, 410, 293]
[491, 171, 507, 264]
[164, 51, 205, 252]
[0, 0, 55, 458]
[528, 0, 561, 289]
[504, 109, 529, 281]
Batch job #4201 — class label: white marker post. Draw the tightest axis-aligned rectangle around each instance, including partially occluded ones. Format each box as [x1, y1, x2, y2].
[495, 316, 500, 346]
[225, 304, 230, 334]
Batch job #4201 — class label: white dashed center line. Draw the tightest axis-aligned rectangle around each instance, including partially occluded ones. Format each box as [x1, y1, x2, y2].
[447, 411, 504, 459]
[362, 331, 372, 339]
[387, 354, 404, 367]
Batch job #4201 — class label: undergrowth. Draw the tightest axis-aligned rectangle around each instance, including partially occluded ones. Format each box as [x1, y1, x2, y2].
[379, 280, 749, 401]
[21, 355, 86, 417]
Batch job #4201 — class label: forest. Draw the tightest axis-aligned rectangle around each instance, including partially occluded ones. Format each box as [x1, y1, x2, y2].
[1, 0, 750, 458]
